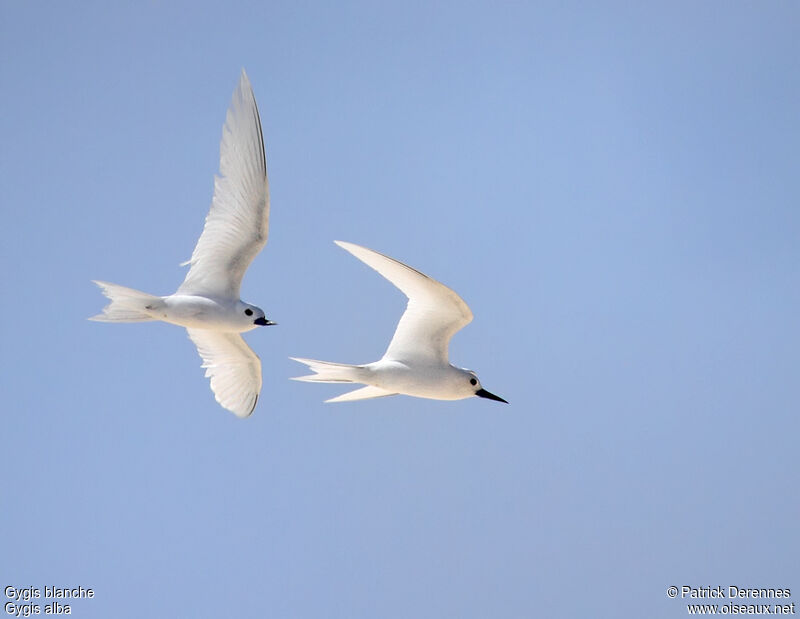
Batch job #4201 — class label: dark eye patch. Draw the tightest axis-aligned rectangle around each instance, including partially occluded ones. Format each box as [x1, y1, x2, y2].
[245, 308, 253, 316]
[470, 378, 477, 386]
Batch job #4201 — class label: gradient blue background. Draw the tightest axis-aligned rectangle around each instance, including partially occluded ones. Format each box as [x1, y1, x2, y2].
[2, 2, 798, 618]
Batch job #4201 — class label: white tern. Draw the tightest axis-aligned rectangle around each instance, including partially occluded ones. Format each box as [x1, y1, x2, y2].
[90, 70, 274, 418]
[291, 241, 507, 404]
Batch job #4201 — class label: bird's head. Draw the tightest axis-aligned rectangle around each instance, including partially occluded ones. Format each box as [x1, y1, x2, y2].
[238, 301, 276, 329]
[460, 369, 507, 403]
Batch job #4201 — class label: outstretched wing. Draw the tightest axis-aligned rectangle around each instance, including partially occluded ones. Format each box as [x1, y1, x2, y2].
[335, 241, 473, 364]
[178, 69, 269, 299]
[187, 329, 262, 418]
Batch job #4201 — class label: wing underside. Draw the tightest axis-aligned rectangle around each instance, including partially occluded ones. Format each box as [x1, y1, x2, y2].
[179, 70, 269, 298]
[187, 328, 262, 418]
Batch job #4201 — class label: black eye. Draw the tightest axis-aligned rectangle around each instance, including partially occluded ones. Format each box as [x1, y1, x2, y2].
[470, 378, 477, 386]
[244, 308, 253, 316]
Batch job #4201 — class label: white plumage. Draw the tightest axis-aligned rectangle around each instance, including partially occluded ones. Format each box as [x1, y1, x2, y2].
[178, 72, 269, 299]
[91, 70, 274, 418]
[291, 241, 506, 404]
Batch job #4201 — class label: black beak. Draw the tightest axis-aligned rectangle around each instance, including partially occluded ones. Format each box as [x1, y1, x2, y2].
[254, 317, 277, 326]
[475, 388, 508, 403]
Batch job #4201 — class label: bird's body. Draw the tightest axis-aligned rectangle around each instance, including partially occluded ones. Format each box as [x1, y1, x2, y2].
[155, 294, 264, 332]
[368, 360, 485, 400]
[91, 70, 274, 418]
[292, 241, 506, 404]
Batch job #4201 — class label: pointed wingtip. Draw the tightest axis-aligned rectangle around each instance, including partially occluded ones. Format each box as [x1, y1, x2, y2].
[240, 392, 258, 418]
[236, 68, 253, 95]
[334, 240, 363, 256]
[220, 385, 258, 419]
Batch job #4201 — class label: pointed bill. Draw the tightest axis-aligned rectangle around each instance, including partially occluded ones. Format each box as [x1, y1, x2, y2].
[475, 388, 508, 403]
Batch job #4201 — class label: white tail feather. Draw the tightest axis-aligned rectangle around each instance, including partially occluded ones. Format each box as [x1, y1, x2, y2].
[325, 385, 395, 403]
[289, 357, 365, 383]
[89, 280, 162, 323]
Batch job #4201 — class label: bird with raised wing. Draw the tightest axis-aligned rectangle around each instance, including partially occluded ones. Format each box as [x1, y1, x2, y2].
[291, 241, 507, 404]
[90, 70, 275, 418]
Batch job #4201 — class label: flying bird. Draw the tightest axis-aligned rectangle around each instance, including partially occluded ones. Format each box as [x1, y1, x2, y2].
[90, 70, 274, 418]
[291, 241, 507, 404]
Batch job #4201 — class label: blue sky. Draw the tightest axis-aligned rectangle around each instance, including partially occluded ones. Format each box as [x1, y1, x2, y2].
[1, 2, 798, 618]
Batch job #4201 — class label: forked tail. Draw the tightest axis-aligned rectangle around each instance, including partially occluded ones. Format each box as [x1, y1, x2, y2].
[89, 280, 162, 323]
[290, 358, 397, 403]
[289, 357, 365, 383]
